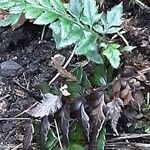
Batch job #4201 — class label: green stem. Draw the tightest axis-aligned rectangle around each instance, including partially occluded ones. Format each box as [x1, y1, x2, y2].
[45, 7, 106, 43]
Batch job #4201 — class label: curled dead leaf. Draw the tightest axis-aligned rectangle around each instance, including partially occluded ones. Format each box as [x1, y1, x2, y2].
[79, 102, 90, 142]
[123, 90, 132, 106]
[70, 99, 90, 141]
[86, 91, 105, 149]
[51, 54, 76, 81]
[120, 80, 127, 89]
[120, 84, 132, 105]
[51, 54, 65, 67]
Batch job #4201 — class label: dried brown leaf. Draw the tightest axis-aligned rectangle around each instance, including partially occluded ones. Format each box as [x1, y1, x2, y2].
[120, 84, 132, 105]
[51, 54, 76, 81]
[96, 0, 104, 8]
[112, 78, 121, 94]
[27, 93, 62, 118]
[120, 80, 127, 89]
[0, 9, 7, 19]
[79, 102, 90, 142]
[133, 90, 144, 105]
[123, 90, 132, 106]
[51, 54, 65, 67]
[70, 99, 90, 141]
[106, 97, 123, 135]
[86, 91, 105, 149]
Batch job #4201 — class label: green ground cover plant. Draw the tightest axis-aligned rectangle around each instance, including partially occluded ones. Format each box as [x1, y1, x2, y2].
[0, 0, 137, 149]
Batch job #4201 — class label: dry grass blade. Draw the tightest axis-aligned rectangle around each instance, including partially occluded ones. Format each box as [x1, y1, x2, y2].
[131, 143, 150, 149]
[107, 133, 150, 142]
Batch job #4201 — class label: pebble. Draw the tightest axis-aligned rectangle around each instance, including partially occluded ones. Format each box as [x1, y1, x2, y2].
[0, 60, 23, 77]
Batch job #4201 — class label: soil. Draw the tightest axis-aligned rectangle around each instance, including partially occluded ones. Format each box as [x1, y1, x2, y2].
[0, 22, 73, 149]
[0, 1, 150, 150]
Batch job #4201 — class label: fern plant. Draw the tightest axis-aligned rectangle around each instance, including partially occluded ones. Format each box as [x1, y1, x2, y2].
[0, 0, 133, 68]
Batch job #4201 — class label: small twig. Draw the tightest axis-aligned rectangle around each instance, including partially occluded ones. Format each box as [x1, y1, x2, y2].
[49, 50, 75, 86]
[11, 143, 36, 150]
[131, 143, 150, 148]
[107, 133, 150, 142]
[0, 94, 10, 102]
[54, 119, 63, 149]
[11, 143, 22, 150]
[138, 67, 150, 74]
[13, 79, 42, 101]
[117, 32, 129, 46]
[147, 92, 150, 105]
[14, 102, 38, 118]
[135, 0, 150, 11]
[5, 128, 16, 141]
[0, 117, 31, 121]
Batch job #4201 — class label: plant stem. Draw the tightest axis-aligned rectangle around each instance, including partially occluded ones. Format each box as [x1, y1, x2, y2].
[0, 118, 31, 121]
[117, 32, 129, 46]
[54, 119, 63, 149]
[135, 0, 150, 10]
[40, 25, 46, 42]
[46, 7, 106, 43]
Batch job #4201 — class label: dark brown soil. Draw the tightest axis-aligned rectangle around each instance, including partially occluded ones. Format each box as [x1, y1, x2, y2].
[0, 22, 73, 149]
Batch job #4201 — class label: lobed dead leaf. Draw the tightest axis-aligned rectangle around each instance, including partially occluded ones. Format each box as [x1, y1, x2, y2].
[27, 93, 62, 118]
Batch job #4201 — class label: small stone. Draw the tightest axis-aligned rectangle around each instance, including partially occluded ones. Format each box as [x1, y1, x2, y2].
[0, 60, 23, 77]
